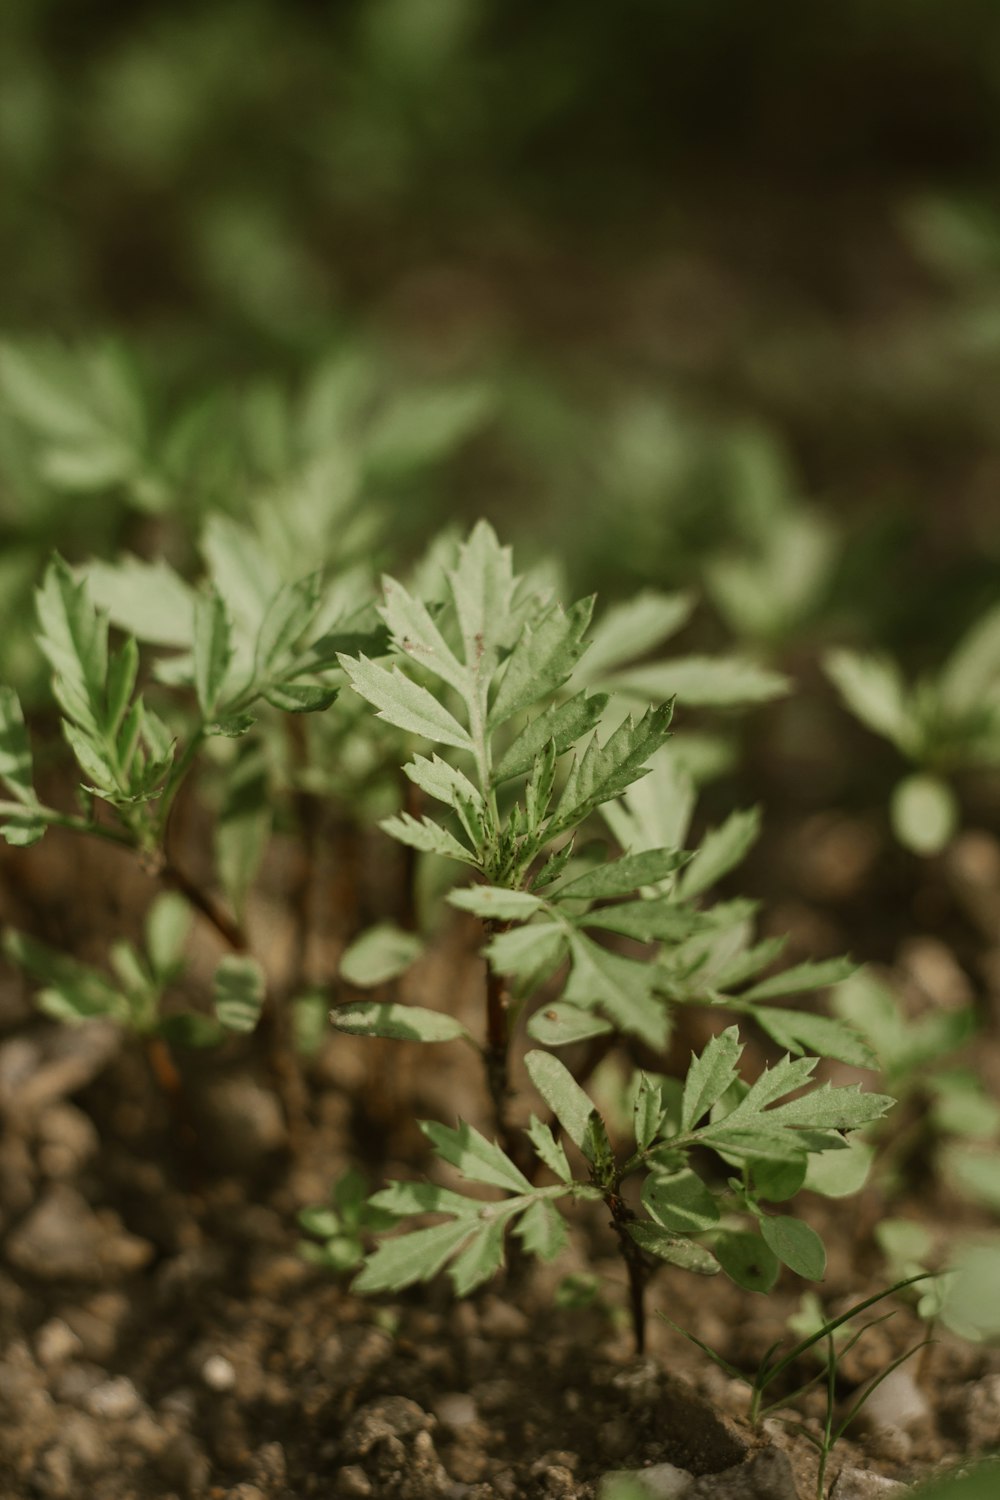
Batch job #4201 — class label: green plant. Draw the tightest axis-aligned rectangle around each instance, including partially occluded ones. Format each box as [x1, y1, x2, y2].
[832, 969, 1000, 1205]
[297, 1167, 396, 1273]
[825, 602, 1000, 853]
[666, 1275, 931, 1499]
[328, 521, 894, 1348]
[0, 540, 383, 1116]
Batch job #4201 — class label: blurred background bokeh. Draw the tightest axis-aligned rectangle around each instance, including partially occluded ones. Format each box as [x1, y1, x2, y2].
[3, 0, 1000, 883]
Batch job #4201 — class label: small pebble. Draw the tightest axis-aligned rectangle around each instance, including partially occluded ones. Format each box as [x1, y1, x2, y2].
[85, 1376, 141, 1420]
[34, 1318, 83, 1367]
[335, 1464, 373, 1497]
[434, 1393, 478, 1431]
[201, 1354, 237, 1392]
[858, 1367, 929, 1436]
[829, 1467, 907, 1498]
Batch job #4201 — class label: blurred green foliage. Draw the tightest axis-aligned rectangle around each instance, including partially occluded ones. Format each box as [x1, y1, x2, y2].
[2, 0, 1000, 716]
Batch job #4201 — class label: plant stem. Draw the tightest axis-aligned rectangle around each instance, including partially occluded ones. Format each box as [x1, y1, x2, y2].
[483, 918, 517, 1155]
[606, 1186, 648, 1355]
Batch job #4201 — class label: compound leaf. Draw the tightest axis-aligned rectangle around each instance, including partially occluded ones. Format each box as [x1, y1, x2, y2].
[525, 1049, 601, 1159]
[354, 1219, 475, 1294]
[489, 596, 594, 728]
[681, 1026, 743, 1132]
[340, 653, 472, 749]
[676, 807, 761, 901]
[421, 1119, 533, 1194]
[553, 847, 687, 902]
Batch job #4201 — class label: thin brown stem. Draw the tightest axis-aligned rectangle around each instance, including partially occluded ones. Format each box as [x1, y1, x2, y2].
[606, 1187, 649, 1355]
[483, 919, 519, 1160]
[159, 856, 248, 953]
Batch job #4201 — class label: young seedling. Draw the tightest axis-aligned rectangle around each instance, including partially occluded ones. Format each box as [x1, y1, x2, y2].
[664, 1275, 931, 1498]
[825, 600, 1000, 854]
[0, 541, 382, 1125]
[328, 522, 895, 1348]
[832, 969, 1000, 1204]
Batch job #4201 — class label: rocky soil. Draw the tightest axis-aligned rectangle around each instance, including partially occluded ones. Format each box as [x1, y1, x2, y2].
[1, 810, 999, 1499]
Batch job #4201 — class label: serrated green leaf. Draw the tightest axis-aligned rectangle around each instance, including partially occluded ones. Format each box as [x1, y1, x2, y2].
[725, 1053, 819, 1121]
[524, 1115, 572, 1182]
[445, 520, 516, 674]
[712, 936, 788, 991]
[757, 1081, 895, 1133]
[84, 556, 196, 647]
[525, 1050, 602, 1159]
[484, 921, 567, 984]
[527, 1001, 613, 1048]
[741, 956, 857, 1003]
[332, 1001, 469, 1045]
[369, 1181, 480, 1218]
[825, 649, 916, 753]
[492, 691, 609, 784]
[36, 557, 108, 735]
[61, 719, 117, 794]
[0, 686, 38, 807]
[634, 1072, 665, 1151]
[448, 887, 543, 921]
[354, 1219, 475, 1294]
[340, 653, 472, 749]
[380, 811, 478, 865]
[759, 1215, 826, 1280]
[642, 1169, 720, 1232]
[201, 514, 278, 638]
[514, 1198, 569, 1261]
[404, 754, 483, 815]
[675, 807, 761, 901]
[563, 932, 668, 1049]
[193, 588, 231, 717]
[379, 575, 467, 693]
[581, 897, 702, 944]
[550, 703, 674, 835]
[602, 745, 695, 857]
[449, 1216, 509, 1295]
[489, 596, 594, 728]
[339, 924, 424, 987]
[752, 1006, 877, 1070]
[105, 637, 139, 737]
[578, 591, 695, 680]
[611, 655, 789, 707]
[714, 1230, 780, 1292]
[422, 1119, 533, 1193]
[212, 955, 265, 1033]
[255, 573, 323, 678]
[681, 1026, 744, 1132]
[627, 1222, 720, 1275]
[553, 847, 687, 902]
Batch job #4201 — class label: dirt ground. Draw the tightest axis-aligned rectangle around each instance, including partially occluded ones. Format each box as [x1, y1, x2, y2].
[1, 763, 999, 1500]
